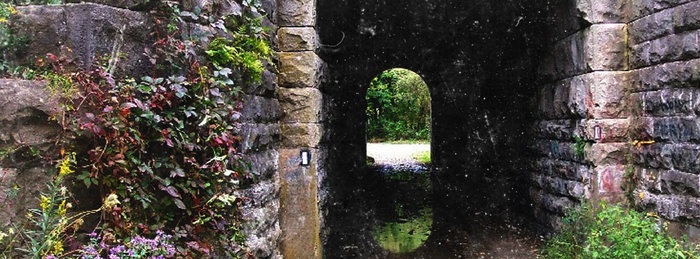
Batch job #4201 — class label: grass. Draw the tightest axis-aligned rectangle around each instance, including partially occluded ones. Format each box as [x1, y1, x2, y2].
[412, 150, 430, 164]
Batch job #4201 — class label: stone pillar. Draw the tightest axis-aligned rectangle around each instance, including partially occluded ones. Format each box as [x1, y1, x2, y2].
[275, 0, 323, 257]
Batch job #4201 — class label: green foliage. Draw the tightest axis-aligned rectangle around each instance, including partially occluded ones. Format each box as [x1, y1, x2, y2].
[572, 135, 586, 159]
[541, 203, 700, 259]
[366, 68, 431, 142]
[412, 150, 430, 164]
[205, 35, 271, 83]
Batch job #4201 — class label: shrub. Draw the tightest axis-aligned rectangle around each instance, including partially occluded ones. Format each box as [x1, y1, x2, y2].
[541, 203, 699, 259]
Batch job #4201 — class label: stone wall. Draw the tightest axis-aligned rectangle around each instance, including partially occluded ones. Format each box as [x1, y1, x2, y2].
[626, 0, 700, 238]
[532, 0, 700, 235]
[531, 0, 631, 231]
[0, 79, 61, 232]
[0, 2, 283, 257]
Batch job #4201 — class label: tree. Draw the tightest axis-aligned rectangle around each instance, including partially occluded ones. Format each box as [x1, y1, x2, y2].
[366, 68, 431, 141]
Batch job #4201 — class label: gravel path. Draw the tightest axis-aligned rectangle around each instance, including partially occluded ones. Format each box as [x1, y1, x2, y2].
[367, 143, 430, 165]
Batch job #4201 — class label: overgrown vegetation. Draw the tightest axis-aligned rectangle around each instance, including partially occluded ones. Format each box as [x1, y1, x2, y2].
[541, 203, 699, 259]
[0, 0, 272, 257]
[366, 68, 431, 142]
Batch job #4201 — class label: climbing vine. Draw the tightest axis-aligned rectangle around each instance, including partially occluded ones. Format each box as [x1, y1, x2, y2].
[0, 0, 272, 257]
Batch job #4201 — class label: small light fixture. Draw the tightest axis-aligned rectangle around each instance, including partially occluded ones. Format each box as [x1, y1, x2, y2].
[300, 149, 311, 166]
[593, 125, 602, 141]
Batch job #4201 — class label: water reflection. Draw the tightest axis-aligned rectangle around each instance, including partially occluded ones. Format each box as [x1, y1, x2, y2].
[372, 207, 432, 253]
[370, 166, 433, 254]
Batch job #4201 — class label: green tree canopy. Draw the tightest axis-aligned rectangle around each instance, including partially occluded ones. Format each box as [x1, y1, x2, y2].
[366, 68, 431, 141]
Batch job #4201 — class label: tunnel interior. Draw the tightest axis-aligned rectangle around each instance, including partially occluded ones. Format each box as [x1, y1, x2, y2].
[316, 0, 577, 256]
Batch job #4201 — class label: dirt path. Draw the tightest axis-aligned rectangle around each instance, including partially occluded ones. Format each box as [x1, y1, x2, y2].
[367, 143, 430, 164]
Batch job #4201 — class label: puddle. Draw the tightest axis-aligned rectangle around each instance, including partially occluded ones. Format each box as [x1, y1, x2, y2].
[370, 166, 433, 254]
[372, 207, 432, 253]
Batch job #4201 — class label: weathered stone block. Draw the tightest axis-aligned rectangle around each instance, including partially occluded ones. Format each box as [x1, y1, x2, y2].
[236, 179, 281, 258]
[576, 0, 629, 23]
[535, 119, 577, 140]
[630, 41, 652, 69]
[674, 1, 700, 32]
[532, 140, 571, 161]
[280, 123, 322, 148]
[636, 192, 700, 222]
[244, 148, 279, 180]
[0, 167, 53, 231]
[658, 169, 700, 196]
[277, 27, 317, 52]
[583, 24, 628, 71]
[582, 119, 630, 143]
[537, 84, 556, 118]
[532, 174, 589, 199]
[535, 158, 592, 182]
[278, 148, 321, 258]
[653, 117, 700, 142]
[278, 87, 322, 123]
[12, 4, 154, 79]
[539, 192, 577, 215]
[678, 30, 700, 59]
[240, 95, 282, 123]
[668, 144, 700, 173]
[628, 8, 674, 45]
[593, 164, 626, 200]
[553, 32, 587, 78]
[586, 143, 628, 165]
[239, 123, 280, 153]
[630, 58, 700, 91]
[278, 51, 323, 88]
[640, 88, 700, 117]
[585, 71, 630, 118]
[66, 0, 149, 10]
[650, 35, 681, 64]
[277, 0, 315, 26]
[0, 80, 61, 147]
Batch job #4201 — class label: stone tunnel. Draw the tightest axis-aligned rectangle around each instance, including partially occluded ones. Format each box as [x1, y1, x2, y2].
[0, 0, 698, 257]
[276, 0, 700, 257]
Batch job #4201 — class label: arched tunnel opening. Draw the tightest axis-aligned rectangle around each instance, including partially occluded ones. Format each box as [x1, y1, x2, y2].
[315, 0, 572, 257]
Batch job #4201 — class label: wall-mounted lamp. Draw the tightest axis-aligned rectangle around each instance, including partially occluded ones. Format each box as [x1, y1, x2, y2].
[300, 149, 311, 166]
[593, 125, 602, 142]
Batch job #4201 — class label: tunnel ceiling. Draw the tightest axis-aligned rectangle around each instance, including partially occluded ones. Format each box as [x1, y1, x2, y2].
[317, 0, 553, 91]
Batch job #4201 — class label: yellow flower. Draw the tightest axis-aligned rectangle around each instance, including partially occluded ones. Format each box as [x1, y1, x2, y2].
[40, 195, 51, 212]
[103, 193, 120, 210]
[58, 200, 67, 216]
[0, 18, 6, 24]
[57, 153, 74, 177]
[51, 240, 64, 255]
[9, 6, 18, 15]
